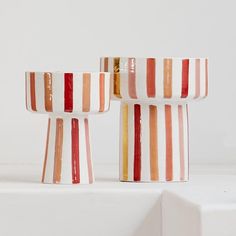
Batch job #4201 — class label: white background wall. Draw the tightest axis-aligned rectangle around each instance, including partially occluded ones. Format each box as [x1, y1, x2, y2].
[0, 0, 235, 165]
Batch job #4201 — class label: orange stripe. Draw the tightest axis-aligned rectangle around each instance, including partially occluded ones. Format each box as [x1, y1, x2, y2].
[195, 59, 200, 98]
[82, 73, 91, 112]
[71, 118, 80, 183]
[113, 57, 121, 98]
[128, 58, 137, 98]
[178, 106, 185, 181]
[99, 73, 105, 112]
[44, 72, 53, 112]
[53, 118, 63, 183]
[205, 59, 208, 97]
[147, 58, 156, 97]
[164, 59, 172, 98]
[42, 118, 51, 183]
[165, 105, 173, 181]
[30, 72, 37, 111]
[149, 105, 158, 181]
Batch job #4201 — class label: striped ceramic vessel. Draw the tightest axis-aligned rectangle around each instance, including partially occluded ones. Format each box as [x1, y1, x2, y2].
[25, 72, 110, 184]
[100, 57, 208, 182]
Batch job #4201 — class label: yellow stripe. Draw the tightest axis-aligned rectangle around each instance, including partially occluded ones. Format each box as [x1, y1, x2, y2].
[122, 104, 128, 180]
[113, 58, 121, 98]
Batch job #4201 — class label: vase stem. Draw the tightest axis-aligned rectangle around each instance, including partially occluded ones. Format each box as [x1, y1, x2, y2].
[42, 115, 93, 184]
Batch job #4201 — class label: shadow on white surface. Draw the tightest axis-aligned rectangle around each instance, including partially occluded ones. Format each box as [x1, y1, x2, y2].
[0, 163, 41, 184]
[133, 198, 161, 236]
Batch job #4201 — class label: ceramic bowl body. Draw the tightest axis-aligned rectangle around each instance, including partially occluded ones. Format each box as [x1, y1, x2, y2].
[100, 57, 208, 182]
[100, 57, 208, 103]
[25, 72, 110, 115]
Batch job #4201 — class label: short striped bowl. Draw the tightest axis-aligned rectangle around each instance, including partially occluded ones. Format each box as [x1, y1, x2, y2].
[100, 57, 208, 182]
[25, 71, 111, 184]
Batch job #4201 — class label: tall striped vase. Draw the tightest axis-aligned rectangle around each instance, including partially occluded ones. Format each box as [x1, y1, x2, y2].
[25, 71, 110, 184]
[100, 57, 208, 182]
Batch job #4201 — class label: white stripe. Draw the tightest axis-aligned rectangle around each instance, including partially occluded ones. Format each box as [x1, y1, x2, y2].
[90, 73, 99, 112]
[35, 72, 45, 112]
[182, 105, 189, 180]
[119, 103, 124, 180]
[156, 59, 164, 99]
[79, 118, 89, 183]
[172, 59, 182, 99]
[157, 104, 166, 181]
[104, 73, 110, 111]
[128, 103, 134, 181]
[200, 58, 206, 98]
[119, 58, 129, 99]
[109, 58, 113, 72]
[135, 58, 147, 99]
[60, 117, 72, 183]
[171, 105, 180, 181]
[86, 118, 94, 181]
[44, 116, 56, 183]
[188, 59, 196, 98]
[100, 58, 104, 72]
[141, 104, 150, 181]
[25, 72, 32, 111]
[73, 73, 83, 113]
[52, 73, 64, 112]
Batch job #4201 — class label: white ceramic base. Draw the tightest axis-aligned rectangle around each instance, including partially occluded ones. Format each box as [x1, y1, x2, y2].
[120, 102, 189, 182]
[42, 115, 93, 184]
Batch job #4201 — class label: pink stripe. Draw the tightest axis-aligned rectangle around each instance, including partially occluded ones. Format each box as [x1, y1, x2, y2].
[165, 105, 173, 181]
[178, 105, 185, 181]
[84, 118, 93, 183]
[128, 58, 137, 98]
[205, 59, 208, 97]
[195, 59, 200, 98]
[25, 74, 28, 110]
[186, 105, 190, 180]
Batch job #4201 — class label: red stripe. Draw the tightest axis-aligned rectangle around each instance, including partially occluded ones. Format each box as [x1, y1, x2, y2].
[181, 59, 189, 98]
[134, 104, 141, 181]
[147, 58, 156, 97]
[71, 118, 80, 184]
[64, 73, 73, 112]
[165, 105, 173, 181]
